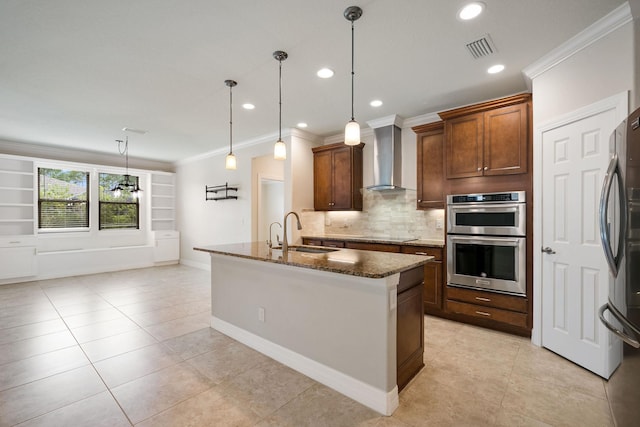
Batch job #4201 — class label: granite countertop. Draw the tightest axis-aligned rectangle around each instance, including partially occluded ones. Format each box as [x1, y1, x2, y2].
[302, 234, 445, 248]
[194, 242, 432, 279]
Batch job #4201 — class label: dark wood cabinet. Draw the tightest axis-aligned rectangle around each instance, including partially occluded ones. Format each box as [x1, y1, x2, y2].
[312, 142, 364, 211]
[401, 246, 443, 312]
[412, 122, 445, 209]
[396, 266, 424, 391]
[439, 94, 530, 179]
[345, 241, 400, 253]
[446, 286, 529, 332]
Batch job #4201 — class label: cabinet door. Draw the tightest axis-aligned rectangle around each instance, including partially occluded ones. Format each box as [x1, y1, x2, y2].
[445, 113, 483, 179]
[0, 246, 37, 279]
[401, 246, 443, 310]
[417, 127, 445, 209]
[483, 103, 528, 176]
[313, 150, 333, 210]
[423, 261, 443, 310]
[331, 147, 353, 209]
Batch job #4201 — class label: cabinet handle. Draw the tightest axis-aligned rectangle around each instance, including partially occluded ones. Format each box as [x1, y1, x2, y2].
[484, 166, 488, 171]
[417, 199, 422, 203]
[477, 167, 481, 171]
[415, 252, 427, 256]
[475, 296, 491, 302]
[9, 241, 21, 244]
[475, 311, 491, 317]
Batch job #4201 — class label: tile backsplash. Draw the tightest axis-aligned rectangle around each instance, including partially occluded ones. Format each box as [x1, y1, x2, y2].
[301, 189, 445, 241]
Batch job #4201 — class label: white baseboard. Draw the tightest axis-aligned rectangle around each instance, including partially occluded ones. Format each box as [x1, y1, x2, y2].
[211, 316, 399, 416]
[180, 258, 210, 271]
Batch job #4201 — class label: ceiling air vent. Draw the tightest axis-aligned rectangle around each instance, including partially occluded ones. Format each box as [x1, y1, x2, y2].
[465, 34, 497, 59]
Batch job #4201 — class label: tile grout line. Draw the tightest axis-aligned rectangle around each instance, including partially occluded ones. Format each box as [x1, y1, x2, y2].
[36, 284, 137, 427]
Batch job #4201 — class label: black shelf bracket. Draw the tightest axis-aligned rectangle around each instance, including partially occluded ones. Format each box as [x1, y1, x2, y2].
[205, 182, 238, 201]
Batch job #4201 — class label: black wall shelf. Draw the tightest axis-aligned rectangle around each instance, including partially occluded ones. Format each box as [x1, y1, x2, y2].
[206, 183, 238, 201]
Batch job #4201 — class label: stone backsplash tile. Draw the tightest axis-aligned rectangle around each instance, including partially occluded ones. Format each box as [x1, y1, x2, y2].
[301, 190, 445, 240]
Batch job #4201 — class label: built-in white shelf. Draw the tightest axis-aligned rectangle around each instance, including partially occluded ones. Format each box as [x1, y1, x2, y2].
[0, 157, 35, 236]
[150, 172, 176, 231]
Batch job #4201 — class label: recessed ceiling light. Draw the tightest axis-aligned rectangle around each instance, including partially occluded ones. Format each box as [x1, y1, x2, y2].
[458, 2, 485, 21]
[487, 64, 505, 74]
[370, 100, 383, 107]
[317, 68, 334, 78]
[242, 103, 255, 110]
[297, 122, 308, 128]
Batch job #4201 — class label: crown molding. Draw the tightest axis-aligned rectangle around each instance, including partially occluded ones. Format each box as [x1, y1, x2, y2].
[523, 2, 632, 83]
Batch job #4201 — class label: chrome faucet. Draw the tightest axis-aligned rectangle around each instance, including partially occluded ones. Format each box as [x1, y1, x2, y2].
[282, 211, 302, 253]
[267, 221, 282, 248]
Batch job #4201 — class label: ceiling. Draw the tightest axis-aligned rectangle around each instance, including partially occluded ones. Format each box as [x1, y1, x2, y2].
[0, 0, 626, 163]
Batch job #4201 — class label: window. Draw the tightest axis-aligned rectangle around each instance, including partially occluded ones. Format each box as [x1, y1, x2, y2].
[99, 173, 140, 230]
[38, 168, 90, 229]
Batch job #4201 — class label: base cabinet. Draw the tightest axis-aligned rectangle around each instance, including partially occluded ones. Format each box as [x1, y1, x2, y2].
[0, 238, 37, 280]
[401, 246, 443, 312]
[446, 286, 529, 332]
[396, 266, 424, 391]
[153, 231, 179, 263]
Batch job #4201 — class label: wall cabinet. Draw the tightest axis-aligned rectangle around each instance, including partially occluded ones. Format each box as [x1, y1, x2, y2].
[439, 94, 530, 179]
[312, 142, 364, 211]
[412, 122, 445, 209]
[401, 246, 443, 312]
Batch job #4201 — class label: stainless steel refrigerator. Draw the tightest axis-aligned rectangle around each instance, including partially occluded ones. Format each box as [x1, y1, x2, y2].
[599, 105, 640, 427]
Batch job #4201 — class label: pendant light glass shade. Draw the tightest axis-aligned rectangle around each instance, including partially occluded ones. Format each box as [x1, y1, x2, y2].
[224, 79, 238, 170]
[225, 153, 237, 169]
[344, 6, 363, 146]
[344, 120, 360, 146]
[273, 50, 288, 160]
[274, 140, 286, 160]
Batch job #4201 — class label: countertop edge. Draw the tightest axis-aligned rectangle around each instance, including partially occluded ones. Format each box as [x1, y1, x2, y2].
[194, 245, 431, 279]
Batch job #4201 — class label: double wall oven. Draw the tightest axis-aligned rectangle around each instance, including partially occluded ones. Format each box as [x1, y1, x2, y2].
[447, 191, 526, 296]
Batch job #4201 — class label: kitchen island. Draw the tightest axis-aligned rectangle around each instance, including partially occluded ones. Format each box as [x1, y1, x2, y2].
[194, 242, 431, 415]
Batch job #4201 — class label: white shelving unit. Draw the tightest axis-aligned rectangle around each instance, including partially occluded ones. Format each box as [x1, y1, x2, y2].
[150, 172, 175, 231]
[0, 157, 35, 236]
[0, 155, 38, 279]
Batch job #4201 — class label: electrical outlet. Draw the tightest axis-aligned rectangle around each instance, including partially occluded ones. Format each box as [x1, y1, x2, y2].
[258, 307, 265, 322]
[435, 219, 444, 230]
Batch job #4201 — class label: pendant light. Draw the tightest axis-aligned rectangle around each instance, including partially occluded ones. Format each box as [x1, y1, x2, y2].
[111, 136, 142, 198]
[225, 79, 238, 170]
[344, 6, 363, 146]
[273, 50, 288, 160]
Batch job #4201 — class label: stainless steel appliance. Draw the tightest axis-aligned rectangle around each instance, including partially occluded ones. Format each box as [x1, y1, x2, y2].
[446, 191, 527, 296]
[598, 106, 640, 427]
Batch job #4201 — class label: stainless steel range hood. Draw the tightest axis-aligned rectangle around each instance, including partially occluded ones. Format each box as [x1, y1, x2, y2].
[366, 115, 405, 191]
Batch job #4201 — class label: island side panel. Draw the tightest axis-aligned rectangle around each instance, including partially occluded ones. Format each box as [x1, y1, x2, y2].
[209, 253, 398, 394]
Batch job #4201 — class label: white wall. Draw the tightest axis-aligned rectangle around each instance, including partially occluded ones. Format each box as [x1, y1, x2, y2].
[532, 21, 635, 124]
[176, 129, 320, 270]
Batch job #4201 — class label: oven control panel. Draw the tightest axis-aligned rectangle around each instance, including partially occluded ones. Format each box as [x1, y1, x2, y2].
[448, 191, 525, 204]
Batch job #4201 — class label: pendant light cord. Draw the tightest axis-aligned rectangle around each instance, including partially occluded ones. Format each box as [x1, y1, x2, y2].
[350, 19, 355, 121]
[229, 84, 233, 154]
[278, 58, 283, 141]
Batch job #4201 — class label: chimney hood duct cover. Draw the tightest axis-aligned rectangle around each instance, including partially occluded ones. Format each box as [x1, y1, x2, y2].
[367, 123, 404, 191]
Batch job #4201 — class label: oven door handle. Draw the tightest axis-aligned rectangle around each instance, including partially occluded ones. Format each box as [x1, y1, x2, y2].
[448, 236, 521, 247]
[598, 154, 626, 278]
[599, 299, 640, 348]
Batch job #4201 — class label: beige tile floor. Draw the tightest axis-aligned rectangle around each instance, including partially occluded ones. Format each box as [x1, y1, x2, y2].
[0, 265, 613, 426]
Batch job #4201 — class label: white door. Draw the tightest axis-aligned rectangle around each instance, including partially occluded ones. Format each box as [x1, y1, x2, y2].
[541, 107, 622, 378]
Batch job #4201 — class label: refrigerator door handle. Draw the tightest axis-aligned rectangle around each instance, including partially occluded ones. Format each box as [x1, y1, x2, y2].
[599, 300, 640, 348]
[599, 154, 626, 278]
